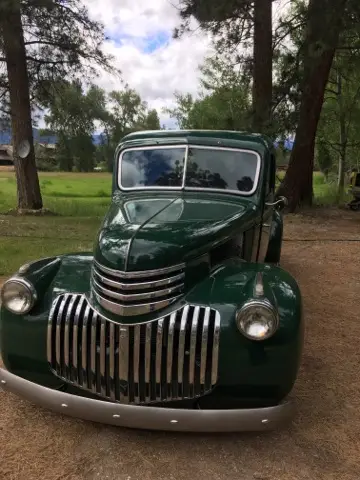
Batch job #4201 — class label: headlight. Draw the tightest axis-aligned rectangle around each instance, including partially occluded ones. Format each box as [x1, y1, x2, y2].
[1, 278, 37, 315]
[236, 300, 279, 341]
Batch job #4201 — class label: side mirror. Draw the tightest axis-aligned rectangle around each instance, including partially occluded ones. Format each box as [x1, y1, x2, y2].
[265, 196, 288, 210]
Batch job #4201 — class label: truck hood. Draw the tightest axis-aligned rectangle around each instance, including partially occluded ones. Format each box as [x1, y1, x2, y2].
[94, 192, 258, 271]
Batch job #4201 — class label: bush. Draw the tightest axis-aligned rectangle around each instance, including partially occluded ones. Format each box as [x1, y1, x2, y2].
[36, 156, 59, 172]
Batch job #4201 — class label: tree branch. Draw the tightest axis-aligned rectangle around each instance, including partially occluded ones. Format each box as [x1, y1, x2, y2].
[325, 88, 339, 96]
[26, 56, 75, 65]
[24, 40, 74, 50]
[0, 104, 11, 115]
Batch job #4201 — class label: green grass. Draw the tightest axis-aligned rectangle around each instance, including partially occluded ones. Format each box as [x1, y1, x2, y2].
[0, 238, 94, 277]
[276, 170, 351, 206]
[0, 171, 111, 275]
[0, 214, 102, 275]
[0, 169, 349, 277]
[0, 171, 112, 216]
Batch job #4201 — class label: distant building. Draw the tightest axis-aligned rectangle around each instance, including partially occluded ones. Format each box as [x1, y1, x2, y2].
[36, 143, 57, 156]
[0, 142, 56, 169]
[0, 144, 13, 167]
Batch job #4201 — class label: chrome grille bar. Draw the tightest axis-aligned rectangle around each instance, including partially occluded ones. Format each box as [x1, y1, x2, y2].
[211, 311, 221, 386]
[119, 326, 129, 403]
[100, 318, 106, 396]
[94, 260, 186, 279]
[166, 311, 176, 398]
[93, 277, 184, 302]
[90, 312, 97, 393]
[72, 296, 85, 382]
[64, 295, 77, 378]
[81, 303, 91, 388]
[48, 294, 221, 405]
[189, 306, 199, 397]
[177, 305, 189, 398]
[56, 294, 69, 372]
[155, 319, 164, 401]
[109, 322, 115, 400]
[200, 307, 210, 392]
[133, 324, 140, 403]
[144, 323, 152, 402]
[93, 269, 185, 292]
[94, 293, 183, 318]
[91, 261, 186, 317]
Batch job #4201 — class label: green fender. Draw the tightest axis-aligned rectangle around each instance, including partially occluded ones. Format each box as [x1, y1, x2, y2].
[0, 254, 93, 388]
[185, 259, 304, 402]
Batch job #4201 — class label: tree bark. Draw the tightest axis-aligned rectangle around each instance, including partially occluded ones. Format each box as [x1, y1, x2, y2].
[0, 0, 43, 210]
[336, 69, 347, 202]
[277, 0, 348, 212]
[252, 0, 273, 133]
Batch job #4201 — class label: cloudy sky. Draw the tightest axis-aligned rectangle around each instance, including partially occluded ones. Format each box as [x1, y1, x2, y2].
[83, 0, 213, 128]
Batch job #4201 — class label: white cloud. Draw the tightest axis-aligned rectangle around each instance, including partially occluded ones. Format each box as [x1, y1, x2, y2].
[84, 0, 183, 38]
[83, 0, 212, 127]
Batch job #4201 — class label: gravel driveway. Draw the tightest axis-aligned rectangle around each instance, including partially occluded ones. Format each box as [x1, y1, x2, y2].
[1, 210, 359, 480]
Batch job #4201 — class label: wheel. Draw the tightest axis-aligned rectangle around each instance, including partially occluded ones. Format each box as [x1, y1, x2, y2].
[349, 203, 360, 211]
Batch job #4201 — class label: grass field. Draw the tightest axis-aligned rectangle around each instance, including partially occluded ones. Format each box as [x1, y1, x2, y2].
[0, 170, 350, 277]
[0, 171, 112, 216]
[0, 172, 112, 275]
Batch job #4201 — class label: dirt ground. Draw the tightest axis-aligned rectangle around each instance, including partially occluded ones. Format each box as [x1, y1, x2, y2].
[1, 209, 360, 480]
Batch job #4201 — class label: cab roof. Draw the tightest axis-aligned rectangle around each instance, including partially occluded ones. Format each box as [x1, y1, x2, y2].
[119, 129, 274, 155]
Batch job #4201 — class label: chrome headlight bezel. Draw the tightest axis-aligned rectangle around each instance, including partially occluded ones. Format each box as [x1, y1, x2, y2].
[235, 299, 279, 341]
[0, 277, 37, 315]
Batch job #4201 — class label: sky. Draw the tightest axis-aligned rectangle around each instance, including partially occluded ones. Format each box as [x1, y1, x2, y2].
[27, 0, 290, 132]
[83, 0, 213, 128]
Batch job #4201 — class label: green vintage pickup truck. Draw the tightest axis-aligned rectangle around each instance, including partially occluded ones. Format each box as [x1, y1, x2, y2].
[0, 130, 304, 432]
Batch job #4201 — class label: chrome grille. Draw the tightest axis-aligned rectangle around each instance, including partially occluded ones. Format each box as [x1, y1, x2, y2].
[47, 294, 221, 404]
[91, 261, 185, 316]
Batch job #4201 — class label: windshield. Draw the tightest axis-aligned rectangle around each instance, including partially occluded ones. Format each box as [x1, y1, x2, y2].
[119, 145, 260, 194]
[121, 147, 185, 188]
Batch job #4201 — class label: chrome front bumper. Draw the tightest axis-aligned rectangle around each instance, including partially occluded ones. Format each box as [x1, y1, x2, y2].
[0, 368, 294, 432]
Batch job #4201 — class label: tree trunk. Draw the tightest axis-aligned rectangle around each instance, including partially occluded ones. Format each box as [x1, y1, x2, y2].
[252, 0, 272, 133]
[337, 147, 346, 203]
[277, 0, 347, 212]
[0, 0, 43, 210]
[336, 69, 347, 203]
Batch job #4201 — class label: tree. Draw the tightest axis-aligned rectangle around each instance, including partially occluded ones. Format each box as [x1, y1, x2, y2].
[165, 55, 252, 130]
[0, 0, 42, 210]
[271, 0, 308, 138]
[252, 0, 272, 131]
[166, 87, 251, 131]
[272, 0, 360, 207]
[316, 142, 333, 181]
[277, 0, 348, 210]
[317, 57, 360, 199]
[98, 87, 160, 171]
[165, 92, 194, 129]
[0, 0, 115, 210]
[44, 80, 107, 172]
[144, 109, 161, 130]
[108, 88, 150, 138]
[176, 0, 273, 132]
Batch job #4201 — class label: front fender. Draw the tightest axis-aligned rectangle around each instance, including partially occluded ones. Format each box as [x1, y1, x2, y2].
[0, 253, 94, 387]
[188, 259, 304, 402]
